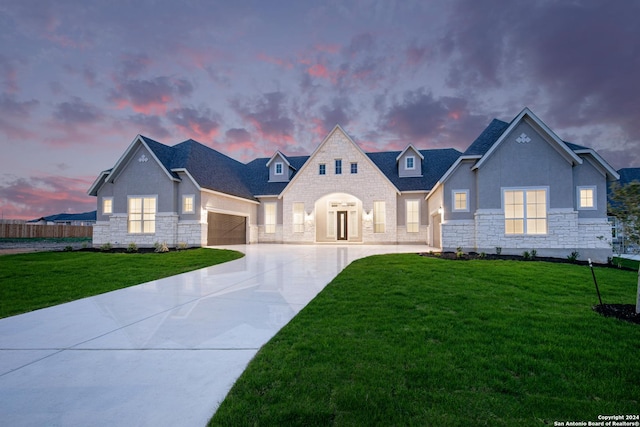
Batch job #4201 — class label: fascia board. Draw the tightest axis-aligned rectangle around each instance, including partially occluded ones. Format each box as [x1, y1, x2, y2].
[395, 144, 425, 162]
[106, 135, 180, 184]
[87, 170, 111, 196]
[574, 150, 620, 180]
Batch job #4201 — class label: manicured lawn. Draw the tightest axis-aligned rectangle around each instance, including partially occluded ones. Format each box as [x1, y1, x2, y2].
[211, 255, 640, 426]
[0, 248, 243, 318]
[612, 256, 640, 271]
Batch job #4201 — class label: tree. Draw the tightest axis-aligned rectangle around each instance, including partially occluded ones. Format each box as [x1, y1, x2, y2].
[608, 180, 640, 253]
[608, 180, 640, 313]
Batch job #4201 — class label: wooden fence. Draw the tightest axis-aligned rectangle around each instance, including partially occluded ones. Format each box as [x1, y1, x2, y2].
[0, 224, 93, 239]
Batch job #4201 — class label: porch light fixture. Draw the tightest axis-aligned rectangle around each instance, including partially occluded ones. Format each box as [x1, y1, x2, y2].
[305, 210, 314, 223]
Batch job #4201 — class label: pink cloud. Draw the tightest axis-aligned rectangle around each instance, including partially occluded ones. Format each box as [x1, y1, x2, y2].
[108, 77, 193, 115]
[257, 53, 293, 69]
[0, 175, 96, 220]
[167, 107, 220, 141]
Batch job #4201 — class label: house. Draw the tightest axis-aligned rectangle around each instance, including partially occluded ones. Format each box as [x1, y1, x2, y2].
[29, 211, 97, 226]
[88, 108, 619, 262]
[609, 167, 640, 253]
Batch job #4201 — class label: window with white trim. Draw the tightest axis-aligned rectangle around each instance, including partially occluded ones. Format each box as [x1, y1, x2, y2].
[504, 188, 547, 235]
[128, 196, 156, 234]
[452, 190, 469, 212]
[577, 186, 596, 209]
[102, 197, 113, 215]
[335, 159, 342, 175]
[373, 201, 385, 233]
[350, 162, 358, 174]
[406, 200, 419, 233]
[406, 156, 415, 170]
[275, 162, 283, 175]
[264, 203, 276, 234]
[319, 164, 326, 175]
[293, 202, 304, 233]
[182, 195, 195, 214]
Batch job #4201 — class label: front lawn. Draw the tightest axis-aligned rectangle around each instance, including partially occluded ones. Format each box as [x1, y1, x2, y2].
[0, 248, 243, 318]
[211, 255, 640, 426]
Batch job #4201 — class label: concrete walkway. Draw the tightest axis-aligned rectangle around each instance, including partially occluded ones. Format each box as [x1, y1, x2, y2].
[0, 244, 429, 426]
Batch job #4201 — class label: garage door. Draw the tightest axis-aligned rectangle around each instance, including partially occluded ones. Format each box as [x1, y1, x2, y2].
[207, 212, 246, 245]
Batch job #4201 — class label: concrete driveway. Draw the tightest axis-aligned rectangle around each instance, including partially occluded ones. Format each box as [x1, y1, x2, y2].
[0, 244, 428, 426]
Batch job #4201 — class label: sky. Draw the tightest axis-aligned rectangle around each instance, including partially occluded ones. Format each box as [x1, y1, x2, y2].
[0, 0, 639, 220]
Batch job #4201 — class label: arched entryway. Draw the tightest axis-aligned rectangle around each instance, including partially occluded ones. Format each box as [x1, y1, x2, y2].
[314, 193, 363, 243]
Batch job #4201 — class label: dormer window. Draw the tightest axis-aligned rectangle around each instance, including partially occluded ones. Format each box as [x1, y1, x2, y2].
[275, 162, 283, 175]
[406, 156, 415, 170]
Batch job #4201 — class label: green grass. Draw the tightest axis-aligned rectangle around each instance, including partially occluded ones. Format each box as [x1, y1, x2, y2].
[612, 256, 640, 271]
[0, 248, 243, 318]
[211, 255, 640, 426]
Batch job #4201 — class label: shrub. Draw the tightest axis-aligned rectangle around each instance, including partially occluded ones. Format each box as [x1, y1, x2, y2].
[522, 251, 531, 260]
[567, 251, 580, 263]
[479, 252, 486, 259]
[495, 246, 502, 255]
[177, 242, 188, 251]
[100, 242, 112, 252]
[154, 242, 170, 253]
[127, 242, 138, 253]
[63, 246, 73, 252]
[531, 249, 537, 259]
[456, 247, 464, 259]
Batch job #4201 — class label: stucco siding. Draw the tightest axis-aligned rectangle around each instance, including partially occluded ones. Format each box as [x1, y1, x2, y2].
[477, 121, 573, 210]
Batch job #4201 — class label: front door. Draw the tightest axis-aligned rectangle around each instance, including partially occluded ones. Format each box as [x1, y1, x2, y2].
[337, 211, 348, 240]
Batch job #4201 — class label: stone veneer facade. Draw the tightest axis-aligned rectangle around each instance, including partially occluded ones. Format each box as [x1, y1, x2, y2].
[442, 209, 612, 262]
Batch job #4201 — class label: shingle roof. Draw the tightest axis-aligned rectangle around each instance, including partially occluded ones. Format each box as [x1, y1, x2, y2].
[170, 140, 256, 201]
[618, 168, 640, 185]
[367, 149, 462, 191]
[463, 119, 510, 156]
[245, 156, 309, 195]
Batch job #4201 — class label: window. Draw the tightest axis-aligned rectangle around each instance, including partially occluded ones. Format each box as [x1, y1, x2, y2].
[577, 186, 596, 209]
[182, 195, 194, 214]
[406, 156, 415, 170]
[102, 197, 113, 215]
[128, 196, 156, 234]
[452, 190, 469, 212]
[264, 203, 276, 234]
[319, 164, 326, 175]
[293, 202, 304, 233]
[351, 162, 358, 174]
[275, 162, 283, 175]
[504, 188, 547, 235]
[373, 201, 385, 233]
[335, 159, 342, 175]
[406, 200, 419, 233]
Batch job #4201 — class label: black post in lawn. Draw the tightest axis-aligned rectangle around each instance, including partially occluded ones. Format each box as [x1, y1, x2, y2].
[588, 258, 603, 306]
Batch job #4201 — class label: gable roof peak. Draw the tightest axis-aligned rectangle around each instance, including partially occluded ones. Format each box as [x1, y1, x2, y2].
[266, 150, 293, 168]
[396, 144, 425, 162]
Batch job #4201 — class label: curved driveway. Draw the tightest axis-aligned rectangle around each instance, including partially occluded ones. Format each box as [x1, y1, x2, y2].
[0, 244, 428, 426]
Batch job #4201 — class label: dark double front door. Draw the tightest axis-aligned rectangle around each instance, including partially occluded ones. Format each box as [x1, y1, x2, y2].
[337, 211, 348, 240]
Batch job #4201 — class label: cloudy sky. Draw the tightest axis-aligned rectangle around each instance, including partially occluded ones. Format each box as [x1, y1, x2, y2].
[0, 0, 638, 219]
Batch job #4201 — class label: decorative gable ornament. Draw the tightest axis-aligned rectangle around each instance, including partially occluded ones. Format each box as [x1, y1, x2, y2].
[516, 133, 531, 144]
[138, 154, 149, 163]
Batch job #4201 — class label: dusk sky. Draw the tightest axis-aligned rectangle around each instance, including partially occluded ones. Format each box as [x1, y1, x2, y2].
[1, 0, 638, 220]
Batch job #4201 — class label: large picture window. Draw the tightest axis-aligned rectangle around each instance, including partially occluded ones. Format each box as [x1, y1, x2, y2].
[264, 203, 276, 234]
[293, 202, 304, 233]
[504, 188, 547, 235]
[373, 201, 385, 233]
[128, 196, 156, 234]
[406, 200, 419, 233]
